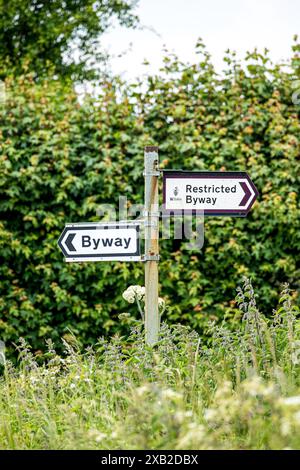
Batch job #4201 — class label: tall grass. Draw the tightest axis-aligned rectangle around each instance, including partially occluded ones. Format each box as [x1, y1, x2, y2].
[0, 278, 299, 449]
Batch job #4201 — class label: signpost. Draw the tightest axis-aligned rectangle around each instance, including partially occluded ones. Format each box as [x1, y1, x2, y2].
[58, 148, 259, 346]
[58, 222, 141, 262]
[163, 171, 258, 216]
[144, 146, 160, 346]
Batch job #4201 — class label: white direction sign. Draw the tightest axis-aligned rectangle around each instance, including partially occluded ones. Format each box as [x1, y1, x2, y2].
[163, 171, 259, 216]
[58, 222, 141, 262]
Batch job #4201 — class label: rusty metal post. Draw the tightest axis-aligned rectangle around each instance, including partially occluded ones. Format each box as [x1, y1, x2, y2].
[144, 146, 160, 346]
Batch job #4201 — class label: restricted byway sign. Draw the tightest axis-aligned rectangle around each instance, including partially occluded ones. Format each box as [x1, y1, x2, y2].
[163, 171, 259, 216]
[58, 222, 141, 262]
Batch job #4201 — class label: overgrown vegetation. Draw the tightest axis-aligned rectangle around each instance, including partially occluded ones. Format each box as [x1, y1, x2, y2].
[0, 42, 299, 354]
[0, 279, 299, 449]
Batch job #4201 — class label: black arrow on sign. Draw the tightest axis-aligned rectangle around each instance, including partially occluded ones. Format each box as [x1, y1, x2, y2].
[65, 233, 76, 252]
[239, 181, 252, 206]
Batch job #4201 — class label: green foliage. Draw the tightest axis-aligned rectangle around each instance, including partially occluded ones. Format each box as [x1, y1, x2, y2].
[0, 282, 300, 449]
[0, 0, 139, 81]
[0, 43, 300, 353]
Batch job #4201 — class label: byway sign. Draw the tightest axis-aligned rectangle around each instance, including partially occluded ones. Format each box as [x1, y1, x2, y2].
[163, 170, 259, 216]
[58, 222, 141, 262]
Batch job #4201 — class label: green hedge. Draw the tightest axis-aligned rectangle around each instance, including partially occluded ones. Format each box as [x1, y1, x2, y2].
[0, 44, 299, 353]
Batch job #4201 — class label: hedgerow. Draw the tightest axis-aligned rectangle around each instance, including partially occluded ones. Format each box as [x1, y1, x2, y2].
[0, 42, 299, 352]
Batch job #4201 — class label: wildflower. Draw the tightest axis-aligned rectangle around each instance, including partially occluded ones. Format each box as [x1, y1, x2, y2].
[136, 385, 151, 396]
[30, 376, 39, 385]
[158, 297, 166, 311]
[215, 380, 233, 399]
[174, 411, 193, 424]
[203, 408, 218, 422]
[88, 430, 107, 442]
[118, 312, 131, 320]
[177, 423, 206, 448]
[280, 396, 300, 407]
[161, 389, 182, 400]
[242, 376, 274, 397]
[122, 285, 145, 304]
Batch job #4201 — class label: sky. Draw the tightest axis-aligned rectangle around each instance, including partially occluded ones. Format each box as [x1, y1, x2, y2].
[101, 0, 300, 80]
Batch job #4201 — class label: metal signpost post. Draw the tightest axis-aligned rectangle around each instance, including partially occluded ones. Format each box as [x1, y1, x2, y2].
[58, 147, 259, 347]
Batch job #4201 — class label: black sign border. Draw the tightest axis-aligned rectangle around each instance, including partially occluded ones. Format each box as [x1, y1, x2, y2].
[162, 170, 259, 216]
[58, 224, 140, 259]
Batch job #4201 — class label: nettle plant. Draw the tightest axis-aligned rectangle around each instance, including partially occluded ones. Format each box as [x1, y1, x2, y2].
[205, 278, 300, 383]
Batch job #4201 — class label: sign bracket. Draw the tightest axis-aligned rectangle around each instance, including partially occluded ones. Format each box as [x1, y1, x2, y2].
[141, 254, 160, 262]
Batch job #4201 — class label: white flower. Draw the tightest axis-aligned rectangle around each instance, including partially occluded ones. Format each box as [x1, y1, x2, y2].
[280, 396, 300, 407]
[88, 430, 107, 442]
[122, 285, 145, 303]
[30, 376, 39, 385]
[95, 432, 106, 443]
[122, 288, 135, 303]
[177, 423, 206, 448]
[137, 286, 145, 299]
[122, 286, 166, 315]
[161, 389, 182, 400]
[136, 385, 151, 396]
[174, 411, 193, 424]
[204, 408, 218, 422]
[242, 376, 274, 397]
